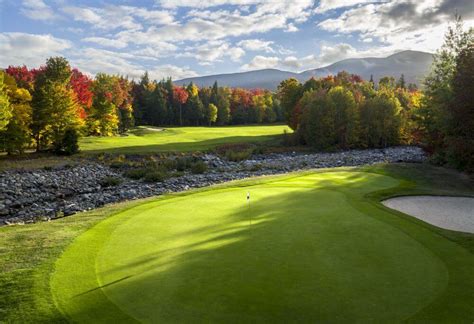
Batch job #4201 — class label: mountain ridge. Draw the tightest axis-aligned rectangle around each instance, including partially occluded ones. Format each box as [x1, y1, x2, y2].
[175, 50, 434, 90]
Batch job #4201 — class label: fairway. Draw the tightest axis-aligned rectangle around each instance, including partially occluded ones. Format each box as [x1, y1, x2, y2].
[79, 125, 290, 154]
[51, 171, 474, 323]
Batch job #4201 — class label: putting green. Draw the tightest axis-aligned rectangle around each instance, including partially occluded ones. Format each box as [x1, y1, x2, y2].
[51, 171, 474, 323]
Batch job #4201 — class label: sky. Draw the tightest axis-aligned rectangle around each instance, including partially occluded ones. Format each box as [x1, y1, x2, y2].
[1, 0, 473, 80]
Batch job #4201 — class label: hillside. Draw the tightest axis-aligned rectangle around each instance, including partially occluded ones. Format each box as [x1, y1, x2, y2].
[176, 50, 433, 89]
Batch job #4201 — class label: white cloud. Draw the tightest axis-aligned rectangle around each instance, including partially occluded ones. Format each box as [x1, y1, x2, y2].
[240, 42, 395, 72]
[317, 0, 474, 53]
[131, 44, 179, 59]
[181, 40, 245, 63]
[82, 37, 128, 49]
[61, 5, 175, 31]
[0, 32, 71, 67]
[67, 47, 197, 80]
[149, 65, 198, 80]
[126, 1, 314, 44]
[20, 0, 57, 21]
[285, 23, 299, 32]
[237, 39, 274, 52]
[241, 55, 280, 70]
[314, 0, 381, 13]
[157, 0, 261, 9]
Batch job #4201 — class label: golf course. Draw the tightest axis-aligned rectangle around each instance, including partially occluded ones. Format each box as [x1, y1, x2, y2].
[79, 125, 290, 154]
[2, 164, 473, 323]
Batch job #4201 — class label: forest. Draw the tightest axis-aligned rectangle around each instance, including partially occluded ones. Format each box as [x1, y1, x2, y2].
[0, 19, 472, 172]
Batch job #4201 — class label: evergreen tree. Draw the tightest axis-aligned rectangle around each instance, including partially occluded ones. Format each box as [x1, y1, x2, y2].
[397, 74, 406, 89]
[210, 81, 219, 105]
[216, 87, 230, 125]
[146, 83, 167, 126]
[421, 15, 473, 168]
[445, 42, 474, 171]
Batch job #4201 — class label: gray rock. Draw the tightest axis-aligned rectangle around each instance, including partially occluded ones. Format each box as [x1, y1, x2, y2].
[0, 146, 427, 225]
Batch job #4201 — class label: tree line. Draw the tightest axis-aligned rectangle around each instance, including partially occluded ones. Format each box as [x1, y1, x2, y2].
[277, 72, 422, 150]
[0, 18, 471, 172]
[0, 59, 284, 155]
[277, 17, 472, 172]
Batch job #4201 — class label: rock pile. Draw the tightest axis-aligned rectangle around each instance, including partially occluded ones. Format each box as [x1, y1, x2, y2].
[1, 146, 425, 225]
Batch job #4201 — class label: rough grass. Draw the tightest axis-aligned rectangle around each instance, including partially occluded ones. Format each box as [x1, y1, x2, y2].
[1, 163, 473, 323]
[79, 125, 290, 155]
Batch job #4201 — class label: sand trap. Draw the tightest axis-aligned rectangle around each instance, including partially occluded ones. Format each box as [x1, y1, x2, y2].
[144, 127, 164, 132]
[382, 196, 474, 233]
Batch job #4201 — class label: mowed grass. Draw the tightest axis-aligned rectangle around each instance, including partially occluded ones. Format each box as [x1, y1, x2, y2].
[1, 164, 473, 323]
[51, 167, 474, 323]
[79, 125, 290, 154]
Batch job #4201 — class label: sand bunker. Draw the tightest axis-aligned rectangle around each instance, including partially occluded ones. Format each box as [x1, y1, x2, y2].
[382, 196, 474, 233]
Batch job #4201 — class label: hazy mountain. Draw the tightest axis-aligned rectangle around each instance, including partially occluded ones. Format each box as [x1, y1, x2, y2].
[175, 50, 434, 90]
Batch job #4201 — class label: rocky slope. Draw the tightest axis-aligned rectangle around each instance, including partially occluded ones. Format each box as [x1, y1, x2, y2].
[0, 146, 425, 225]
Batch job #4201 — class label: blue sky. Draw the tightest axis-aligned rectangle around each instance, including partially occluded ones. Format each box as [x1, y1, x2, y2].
[1, 0, 472, 80]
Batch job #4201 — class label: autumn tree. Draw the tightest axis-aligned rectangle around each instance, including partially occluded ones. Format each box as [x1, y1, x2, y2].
[207, 103, 218, 126]
[0, 72, 12, 131]
[173, 86, 189, 126]
[70, 68, 93, 119]
[88, 73, 119, 136]
[5, 65, 36, 91]
[277, 78, 302, 129]
[31, 57, 82, 152]
[0, 72, 32, 154]
[327, 86, 358, 148]
[117, 77, 134, 133]
[298, 90, 335, 149]
[359, 90, 402, 147]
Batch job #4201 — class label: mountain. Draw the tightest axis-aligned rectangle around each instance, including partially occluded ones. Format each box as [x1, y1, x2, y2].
[175, 50, 434, 90]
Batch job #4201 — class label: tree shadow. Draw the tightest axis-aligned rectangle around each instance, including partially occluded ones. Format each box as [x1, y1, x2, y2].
[68, 172, 451, 323]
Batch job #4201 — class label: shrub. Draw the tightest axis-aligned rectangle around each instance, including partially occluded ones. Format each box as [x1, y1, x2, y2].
[101, 176, 122, 187]
[191, 161, 208, 174]
[109, 161, 130, 169]
[176, 156, 194, 171]
[249, 163, 263, 172]
[161, 158, 177, 171]
[63, 128, 80, 155]
[144, 170, 167, 182]
[225, 150, 253, 162]
[123, 168, 148, 180]
[216, 143, 255, 162]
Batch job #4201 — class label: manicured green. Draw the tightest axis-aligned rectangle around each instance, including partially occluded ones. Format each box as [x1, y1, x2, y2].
[79, 125, 290, 154]
[1, 164, 473, 323]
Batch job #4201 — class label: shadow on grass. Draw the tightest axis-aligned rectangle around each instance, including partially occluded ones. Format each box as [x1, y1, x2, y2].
[68, 171, 474, 323]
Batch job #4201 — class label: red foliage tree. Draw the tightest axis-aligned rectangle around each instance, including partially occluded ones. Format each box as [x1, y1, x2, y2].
[173, 86, 189, 125]
[5, 65, 35, 90]
[173, 86, 189, 104]
[70, 69, 93, 118]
